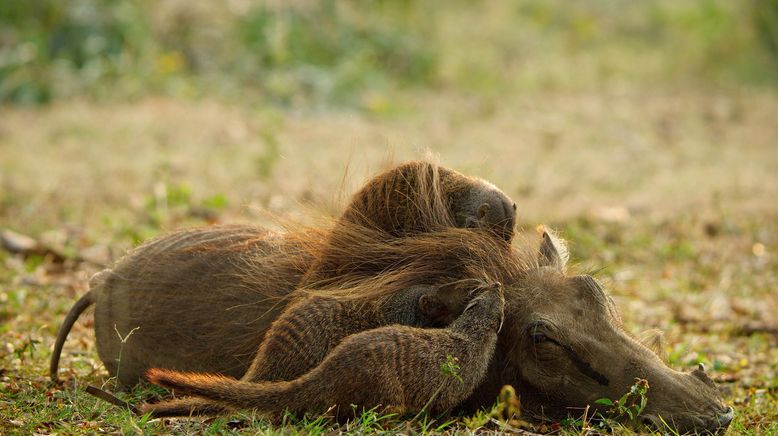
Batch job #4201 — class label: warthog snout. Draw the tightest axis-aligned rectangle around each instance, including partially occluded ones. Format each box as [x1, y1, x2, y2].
[642, 405, 734, 434]
[718, 406, 736, 429]
[639, 364, 733, 434]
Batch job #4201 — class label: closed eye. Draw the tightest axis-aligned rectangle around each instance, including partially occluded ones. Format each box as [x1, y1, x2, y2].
[526, 321, 554, 346]
[525, 321, 611, 386]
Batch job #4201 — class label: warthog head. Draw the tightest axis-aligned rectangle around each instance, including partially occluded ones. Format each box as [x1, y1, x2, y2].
[496, 230, 733, 434]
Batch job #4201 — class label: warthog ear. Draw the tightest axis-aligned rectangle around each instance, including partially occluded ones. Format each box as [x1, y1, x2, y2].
[537, 226, 569, 270]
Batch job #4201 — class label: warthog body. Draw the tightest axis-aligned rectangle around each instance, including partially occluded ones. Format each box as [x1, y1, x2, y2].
[92, 226, 309, 382]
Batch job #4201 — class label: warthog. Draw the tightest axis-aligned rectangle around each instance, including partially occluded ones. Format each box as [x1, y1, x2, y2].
[53, 225, 731, 433]
[50, 162, 731, 433]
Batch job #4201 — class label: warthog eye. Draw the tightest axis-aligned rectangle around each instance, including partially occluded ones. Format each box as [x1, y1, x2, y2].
[527, 321, 552, 345]
[531, 332, 547, 344]
[525, 320, 611, 386]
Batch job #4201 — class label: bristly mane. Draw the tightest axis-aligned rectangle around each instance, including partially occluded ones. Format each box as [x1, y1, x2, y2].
[231, 160, 538, 302]
[299, 161, 460, 288]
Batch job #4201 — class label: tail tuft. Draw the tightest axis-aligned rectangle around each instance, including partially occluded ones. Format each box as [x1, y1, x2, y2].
[146, 368, 231, 396]
[145, 367, 303, 414]
[145, 367, 173, 386]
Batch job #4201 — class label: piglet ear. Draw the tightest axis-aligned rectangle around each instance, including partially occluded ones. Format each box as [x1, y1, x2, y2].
[537, 226, 569, 270]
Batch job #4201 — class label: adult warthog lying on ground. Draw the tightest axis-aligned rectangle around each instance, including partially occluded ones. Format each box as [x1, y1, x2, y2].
[53, 226, 732, 433]
[50, 161, 730, 433]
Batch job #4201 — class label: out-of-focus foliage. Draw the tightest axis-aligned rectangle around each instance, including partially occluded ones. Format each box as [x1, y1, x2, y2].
[753, 0, 778, 61]
[0, 1, 154, 104]
[1, 0, 777, 106]
[0, 0, 436, 105]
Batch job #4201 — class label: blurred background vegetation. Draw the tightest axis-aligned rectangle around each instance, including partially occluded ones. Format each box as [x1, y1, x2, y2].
[2, 0, 777, 107]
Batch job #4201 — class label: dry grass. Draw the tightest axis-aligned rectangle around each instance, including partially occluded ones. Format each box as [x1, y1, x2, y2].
[1, 86, 776, 433]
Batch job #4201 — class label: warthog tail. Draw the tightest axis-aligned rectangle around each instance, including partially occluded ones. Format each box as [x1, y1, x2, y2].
[50, 270, 109, 382]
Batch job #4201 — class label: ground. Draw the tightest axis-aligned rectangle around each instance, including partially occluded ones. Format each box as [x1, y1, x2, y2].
[0, 87, 776, 434]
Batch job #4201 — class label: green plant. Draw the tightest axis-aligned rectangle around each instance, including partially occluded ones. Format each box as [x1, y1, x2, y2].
[595, 378, 650, 427]
[13, 337, 40, 361]
[439, 354, 463, 384]
[409, 355, 464, 424]
[112, 325, 139, 388]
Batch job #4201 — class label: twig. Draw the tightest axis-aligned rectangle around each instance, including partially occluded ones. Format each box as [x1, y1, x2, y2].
[85, 385, 141, 415]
